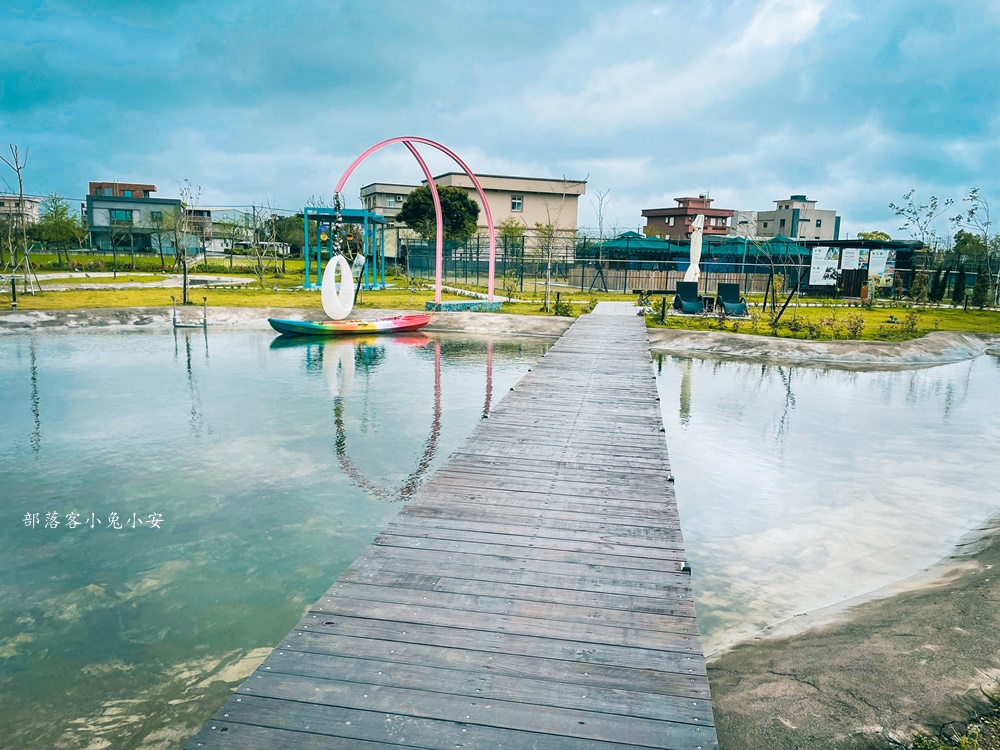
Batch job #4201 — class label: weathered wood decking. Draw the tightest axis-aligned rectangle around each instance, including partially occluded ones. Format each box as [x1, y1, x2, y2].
[186, 313, 717, 750]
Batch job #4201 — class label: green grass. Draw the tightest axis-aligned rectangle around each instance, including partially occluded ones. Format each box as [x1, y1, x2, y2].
[6, 270, 1000, 339]
[645, 301, 1000, 340]
[37, 274, 170, 286]
[0, 281, 469, 312]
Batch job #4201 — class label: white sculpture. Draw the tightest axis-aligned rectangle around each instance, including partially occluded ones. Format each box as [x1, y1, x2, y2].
[321, 254, 357, 320]
[683, 214, 705, 283]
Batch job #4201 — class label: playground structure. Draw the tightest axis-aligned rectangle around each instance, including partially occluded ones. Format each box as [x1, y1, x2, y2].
[302, 207, 387, 291]
[328, 136, 497, 306]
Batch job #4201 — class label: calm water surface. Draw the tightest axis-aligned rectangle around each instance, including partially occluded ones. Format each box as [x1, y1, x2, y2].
[0, 329, 548, 749]
[655, 354, 1000, 654]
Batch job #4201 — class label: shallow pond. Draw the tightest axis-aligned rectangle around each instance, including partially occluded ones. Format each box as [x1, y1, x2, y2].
[654, 353, 1000, 655]
[0, 329, 548, 749]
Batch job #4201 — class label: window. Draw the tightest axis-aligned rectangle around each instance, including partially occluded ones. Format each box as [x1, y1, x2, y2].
[762, 221, 769, 229]
[110, 209, 133, 223]
[815, 219, 822, 228]
[511, 194, 523, 212]
[779, 218, 786, 228]
[668, 216, 675, 227]
[386, 197, 395, 207]
[103, 187, 113, 196]
[123, 190, 132, 198]
[143, 190, 151, 198]
[151, 211, 162, 221]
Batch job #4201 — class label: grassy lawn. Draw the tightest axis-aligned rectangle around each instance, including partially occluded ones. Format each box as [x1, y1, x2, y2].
[646, 300, 1000, 340]
[0, 280, 469, 312]
[36, 274, 170, 286]
[5, 270, 1000, 340]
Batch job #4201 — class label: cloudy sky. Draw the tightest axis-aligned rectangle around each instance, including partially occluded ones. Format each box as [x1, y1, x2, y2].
[2, 0, 998, 238]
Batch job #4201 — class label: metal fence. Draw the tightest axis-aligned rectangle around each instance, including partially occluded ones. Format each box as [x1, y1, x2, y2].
[403, 235, 994, 302]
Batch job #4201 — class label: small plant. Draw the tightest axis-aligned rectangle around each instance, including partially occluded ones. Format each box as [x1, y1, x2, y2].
[845, 312, 866, 339]
[501, 269, 519, 302]
[748, 310, 761, 334]
[552, 295, 573, 317]
[731, 319, 741, 334]
[806, 322, 818, 339]
[786, 315, 804, 336]
[903, 310, 919, 334]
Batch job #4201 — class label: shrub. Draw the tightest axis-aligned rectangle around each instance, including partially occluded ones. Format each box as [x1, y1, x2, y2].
[971, 272, 990, 309]
[845, 313, 866, 339]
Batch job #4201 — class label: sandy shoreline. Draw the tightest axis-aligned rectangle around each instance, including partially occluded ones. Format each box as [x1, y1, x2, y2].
[5, 306, 999, 746]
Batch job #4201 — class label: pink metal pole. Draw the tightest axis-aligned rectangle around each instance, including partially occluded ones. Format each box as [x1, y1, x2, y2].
[332, 136, 497, 302]
[402, 141, 444, 305]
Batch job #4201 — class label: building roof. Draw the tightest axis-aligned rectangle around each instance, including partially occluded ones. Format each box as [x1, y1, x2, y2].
[429, 172, 587, 196]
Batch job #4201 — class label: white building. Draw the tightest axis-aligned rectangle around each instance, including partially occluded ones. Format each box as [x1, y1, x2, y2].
[737, 195, 841, 241]
[0, 194, 42, 224]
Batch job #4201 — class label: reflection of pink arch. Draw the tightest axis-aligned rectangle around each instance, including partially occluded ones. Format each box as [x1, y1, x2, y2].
[333, 136, 496, 303]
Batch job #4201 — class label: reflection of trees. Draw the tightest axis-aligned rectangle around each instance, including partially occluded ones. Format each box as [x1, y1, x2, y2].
[29, 338, 40, 457]
[173, 328, 210, 437]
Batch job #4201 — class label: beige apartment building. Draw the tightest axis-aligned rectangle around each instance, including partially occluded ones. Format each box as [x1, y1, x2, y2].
[735, 195, 841, 241]
[359, 182, 419, 222]
[361, 174, 587, 233]
[428, 173, 586, 233]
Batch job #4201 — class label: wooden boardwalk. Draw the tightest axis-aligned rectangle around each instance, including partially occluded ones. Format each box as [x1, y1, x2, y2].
[186, 313, 717, 750]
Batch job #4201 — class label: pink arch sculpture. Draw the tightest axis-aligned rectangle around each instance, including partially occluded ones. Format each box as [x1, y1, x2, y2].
[333, 136, 496, 304]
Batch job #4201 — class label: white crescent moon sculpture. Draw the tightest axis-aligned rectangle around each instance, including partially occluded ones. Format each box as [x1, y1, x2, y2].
[321, 254, 356, 320]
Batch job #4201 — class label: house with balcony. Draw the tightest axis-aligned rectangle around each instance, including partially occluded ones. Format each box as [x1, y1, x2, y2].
[641, 195, 735, 241]
[0, 194, 43, 224]
[85, 182, 191, 253]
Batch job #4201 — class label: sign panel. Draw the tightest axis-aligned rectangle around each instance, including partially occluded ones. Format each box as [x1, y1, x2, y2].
[809, 247, 839, 286]
[869, 249, 896, 287]
[841, 248, 861, 270]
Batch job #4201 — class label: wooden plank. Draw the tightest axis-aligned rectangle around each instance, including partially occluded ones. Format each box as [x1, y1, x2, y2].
[341, 557, 696, 601]
[233, 672, 714, 748]
[307, 596, 702, 645]
[317, 581, 697, 631]
[326, 569, 696, 616]
[277, 631, 712, 698]
[258, 650, 716, 724]
[370, 532, 689, 571]
[186, 314, 718, 749]
[191, 695, 669, 750]
[290, 615, 707, 669]
[379, 522, 689, 557]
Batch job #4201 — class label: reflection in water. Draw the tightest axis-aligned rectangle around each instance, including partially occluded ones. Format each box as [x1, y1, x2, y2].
[174, 327, 211, 437]
[655, 354, 1000, 654]
[272, 333, 497, 503]
[484, 341, 493, 418]
[0, 330, 546, 749]
[29, 338, 40, 458]
[679, 359, 691, 426]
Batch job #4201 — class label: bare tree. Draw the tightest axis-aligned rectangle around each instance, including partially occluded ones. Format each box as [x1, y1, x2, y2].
[164, 180, 202, 303]
[951, 187, 997, 304]
[890, 190, 954, 268]
[1, 145, 30, 268]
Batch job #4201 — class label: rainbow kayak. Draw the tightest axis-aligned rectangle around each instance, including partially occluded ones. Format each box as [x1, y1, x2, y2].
[268, 314, 431, 336]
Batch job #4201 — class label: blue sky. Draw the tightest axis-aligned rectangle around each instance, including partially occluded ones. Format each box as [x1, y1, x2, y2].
[2, 0, 998, 238]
